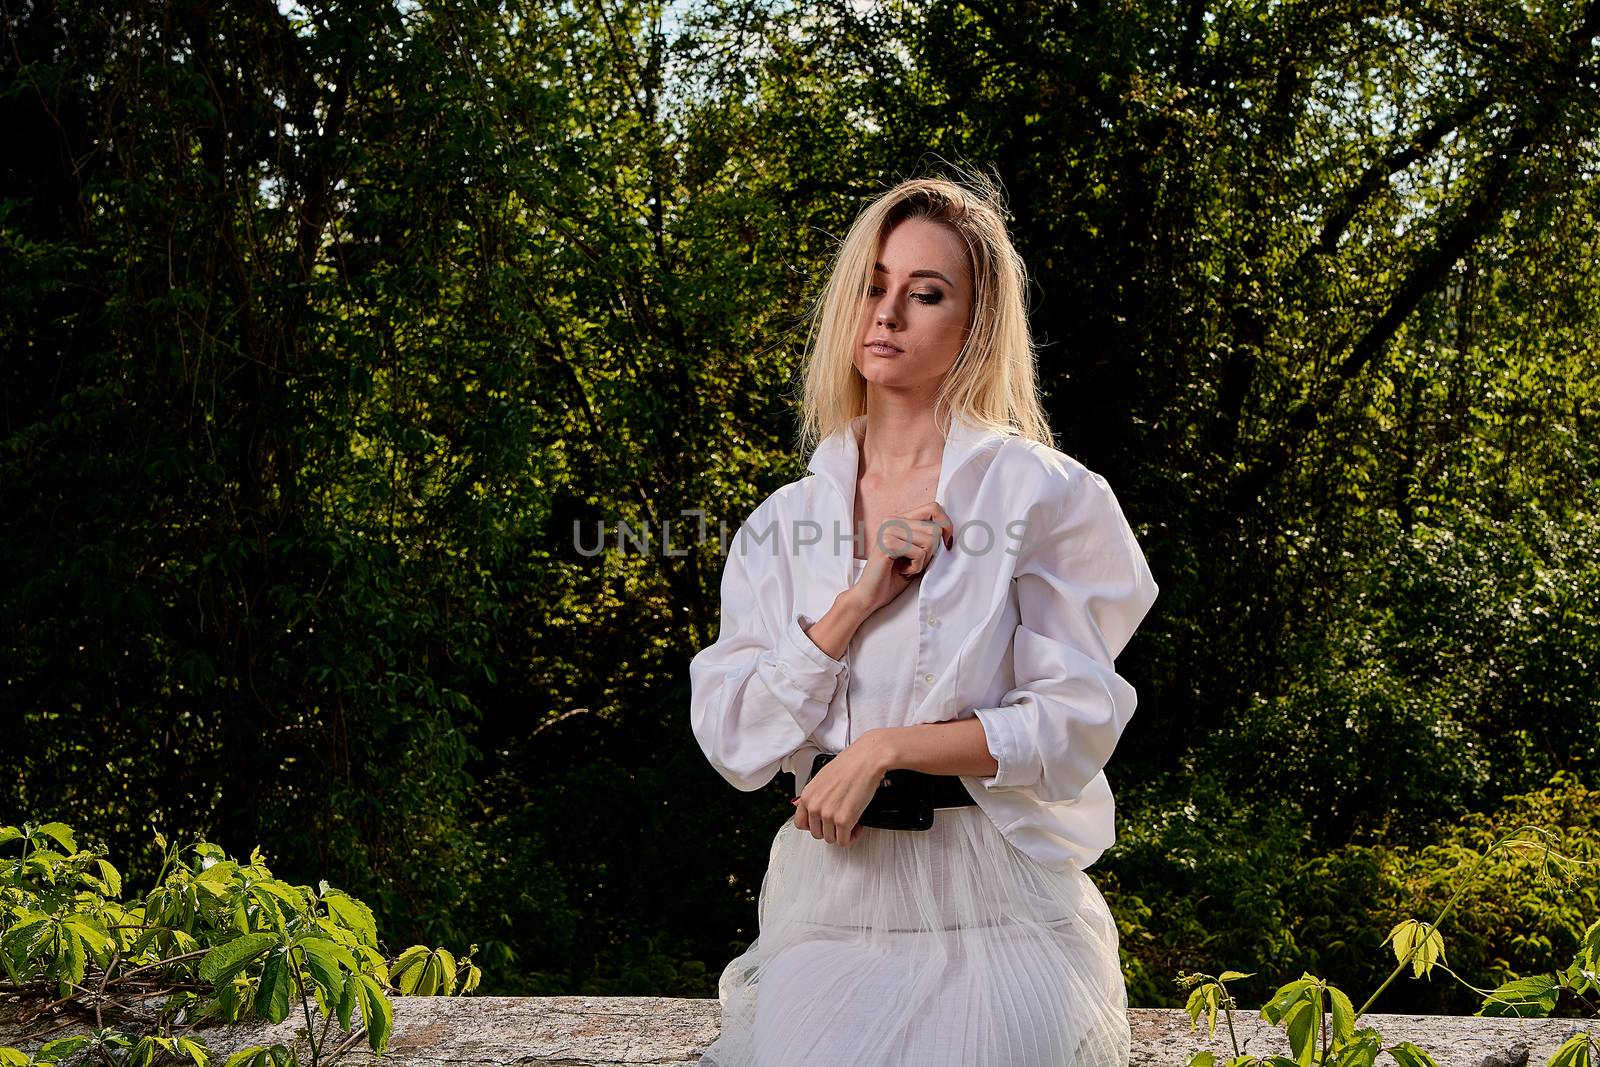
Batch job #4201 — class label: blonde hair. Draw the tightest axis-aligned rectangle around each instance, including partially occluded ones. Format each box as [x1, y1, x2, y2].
[795, 168, 1054, 455]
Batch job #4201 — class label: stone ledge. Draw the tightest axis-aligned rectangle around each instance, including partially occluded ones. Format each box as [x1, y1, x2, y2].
[2, 997, 1593, 1066]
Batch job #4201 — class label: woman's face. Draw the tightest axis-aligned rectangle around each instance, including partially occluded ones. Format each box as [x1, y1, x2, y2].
[854, 217, 973, 392]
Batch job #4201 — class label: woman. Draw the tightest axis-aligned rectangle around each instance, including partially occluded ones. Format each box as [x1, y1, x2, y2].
[688, 173, 1160, 1067]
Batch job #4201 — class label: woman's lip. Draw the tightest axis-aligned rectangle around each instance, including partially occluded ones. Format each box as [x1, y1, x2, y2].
[865, 342, 903, 354]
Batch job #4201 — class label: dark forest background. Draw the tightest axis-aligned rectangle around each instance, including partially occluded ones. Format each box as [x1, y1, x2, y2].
[4, 0, 1599, 1012]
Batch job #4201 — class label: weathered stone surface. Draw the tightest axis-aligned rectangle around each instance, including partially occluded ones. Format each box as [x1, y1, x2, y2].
[2, 996, 1594, 1066]
[1138, 1009, 1591, 1067]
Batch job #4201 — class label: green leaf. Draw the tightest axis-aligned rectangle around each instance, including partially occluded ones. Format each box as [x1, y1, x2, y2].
[95, 858, 123, 898]
[37, 1035, 91, 1061]
[1387, 1041, 1444, 1067]
[1328, 985, 1355, 1045]
[221, 1046, 293, 1067]
[198, 933, 276, 986]
[1283, 999, 1318, 1067]
[390, 945, 428, 996]
[335, 973, 356, 1031]
[2, 916, 52, 965]
[1388, 920, 1446, 979]
[323, 890, 378, 948]
[1190, 1052, 1217, 1067]
[298, 939, 346, 1002]
[1547, 1032, 1594, 1067]
[1578, 919, 1600, 974]
[240, 885, 282, 931]
[1477, 974, 1560, 1018]
[1330, 1028, 1381, 1067]
[251, 880, 308, 913]
[56, 927, 86, 995]
[195, 860, 239, 892]
[319, 938, 362, 973]
[433, 948, 457, 995]
[221, 1047, 266, 1067]
[1260, 976, 1315, 1025]
[1219, 970, 1256, 982]
[62, 914, 115, 966]
[390, 945, 456, 996]
[34, 823, 76, 854]
[25, 853, 61, 884]
[1388, 920, 1416, 965]
[131, 1036, 177, 1067]
[255, 951, 293, 1024]
[174, 1037, 210, 1067]
[352, 973, 393, 1054]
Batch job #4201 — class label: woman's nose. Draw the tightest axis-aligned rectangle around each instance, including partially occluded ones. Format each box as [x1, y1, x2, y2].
[874, 294, 901, 328]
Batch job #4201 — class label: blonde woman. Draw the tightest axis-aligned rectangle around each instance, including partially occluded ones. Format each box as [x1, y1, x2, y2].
[689, 172, 1160, 1067]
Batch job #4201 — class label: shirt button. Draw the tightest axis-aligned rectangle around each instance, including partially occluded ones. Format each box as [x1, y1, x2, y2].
[923, 673, 936, 683]
[928, 616, 940, 627]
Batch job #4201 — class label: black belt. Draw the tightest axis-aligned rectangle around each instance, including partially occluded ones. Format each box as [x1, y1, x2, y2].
[774, 752, 977, 832]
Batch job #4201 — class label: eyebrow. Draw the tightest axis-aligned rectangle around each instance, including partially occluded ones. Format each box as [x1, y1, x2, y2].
[873, 261, 957, 288]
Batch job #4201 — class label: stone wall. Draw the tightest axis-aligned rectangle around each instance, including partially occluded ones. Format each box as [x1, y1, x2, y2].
[3, 996, 1594, 1066]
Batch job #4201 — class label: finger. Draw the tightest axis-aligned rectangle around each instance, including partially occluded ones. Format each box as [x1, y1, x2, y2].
[896, 518, 940, 566]
[931, 503, 954, 547]
[904, 503, 955, 548]
[904, 539, 933, 576]
[876, 518, 915, 557]
[913, 514, 951, 553]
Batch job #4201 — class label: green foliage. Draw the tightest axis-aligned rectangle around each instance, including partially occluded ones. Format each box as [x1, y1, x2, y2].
[1104, 773, 1600, 1015]
[1, 0, 1598, 999]
[1172, 819, 1599, 1067]
[0, 821, 478, 1067]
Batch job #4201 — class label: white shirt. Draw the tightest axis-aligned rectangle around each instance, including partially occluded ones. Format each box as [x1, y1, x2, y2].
[830, 555, 922, 748]
[688, 412, 1160, 871]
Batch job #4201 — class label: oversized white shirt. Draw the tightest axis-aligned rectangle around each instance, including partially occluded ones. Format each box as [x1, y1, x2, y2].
[688, 412, 1160, 871]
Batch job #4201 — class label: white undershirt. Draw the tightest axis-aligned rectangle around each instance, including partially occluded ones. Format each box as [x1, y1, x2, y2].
[826, 556, 923, 748]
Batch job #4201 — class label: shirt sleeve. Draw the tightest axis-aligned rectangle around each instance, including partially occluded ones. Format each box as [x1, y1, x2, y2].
[688, 519, 850, 792]
[969, 470, 1159, 803]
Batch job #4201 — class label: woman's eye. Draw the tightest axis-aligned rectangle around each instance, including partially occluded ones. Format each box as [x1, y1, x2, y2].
[864, 285, 943, 304]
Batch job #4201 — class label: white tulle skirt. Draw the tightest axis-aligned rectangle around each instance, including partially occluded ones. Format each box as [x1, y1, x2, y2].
[698, 805, 1131, 1067]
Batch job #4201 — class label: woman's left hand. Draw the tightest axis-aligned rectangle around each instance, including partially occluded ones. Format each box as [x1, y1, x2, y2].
[792, 731, 893, 847]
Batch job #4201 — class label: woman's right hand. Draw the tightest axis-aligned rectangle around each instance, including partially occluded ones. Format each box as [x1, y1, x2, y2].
[846, 501, 954, 617]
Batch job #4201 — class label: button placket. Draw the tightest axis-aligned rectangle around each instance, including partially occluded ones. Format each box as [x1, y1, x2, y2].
[914, 563, 930, 702]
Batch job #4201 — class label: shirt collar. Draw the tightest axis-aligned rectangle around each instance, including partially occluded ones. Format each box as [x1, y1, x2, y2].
[805, 411, 1011, 510]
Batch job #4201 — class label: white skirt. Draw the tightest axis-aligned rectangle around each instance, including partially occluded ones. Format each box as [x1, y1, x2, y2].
[698, 805, 1131, 1067]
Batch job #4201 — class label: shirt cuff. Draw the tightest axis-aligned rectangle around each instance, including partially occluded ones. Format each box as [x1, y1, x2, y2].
[784, 613, 847, 671]
[769, 613, 849, 730]
[971, 705, 1030, 790]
